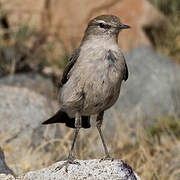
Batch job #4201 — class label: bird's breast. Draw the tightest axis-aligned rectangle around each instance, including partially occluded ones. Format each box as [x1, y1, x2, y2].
[78, 50, 122, 114]
[59, 47, 124, 116]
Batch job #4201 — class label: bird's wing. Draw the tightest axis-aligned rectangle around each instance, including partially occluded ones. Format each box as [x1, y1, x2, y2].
[107, 50, 128, 81]
[59, 48, 80, 88]
[123, 55, 128, 81]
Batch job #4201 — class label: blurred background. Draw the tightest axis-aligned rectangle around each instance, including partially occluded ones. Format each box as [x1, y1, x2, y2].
[0, 0, 180, 179]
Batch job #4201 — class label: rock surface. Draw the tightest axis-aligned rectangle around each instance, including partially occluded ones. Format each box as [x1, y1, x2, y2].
[104, 46, 180, 133]
[0, 73, 55, 99]
[0, 174, 15, 180]
[0, 85, 58, 174]
[0, 148, 14, 175]
[18, 159, 140, 180]
[0, 0, 168, 51]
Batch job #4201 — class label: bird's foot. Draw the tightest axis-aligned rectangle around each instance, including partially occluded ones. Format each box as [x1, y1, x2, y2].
[55, 156, 80, 172]
[100, 155, 114, 162]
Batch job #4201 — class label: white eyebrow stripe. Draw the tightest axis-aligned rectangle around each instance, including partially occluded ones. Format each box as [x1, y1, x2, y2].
[95, 20, 106, 24]
[95, 20, 117, 28]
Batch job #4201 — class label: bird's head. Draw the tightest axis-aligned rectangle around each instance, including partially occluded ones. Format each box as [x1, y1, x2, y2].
[83, 15, 131, 42]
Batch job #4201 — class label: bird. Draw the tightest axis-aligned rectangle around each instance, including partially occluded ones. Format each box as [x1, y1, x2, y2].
[42, 14, 130, 171]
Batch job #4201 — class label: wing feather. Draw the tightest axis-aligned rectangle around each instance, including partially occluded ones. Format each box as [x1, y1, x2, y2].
[59, 48, 80, 87]
[123, 55, 128, 81]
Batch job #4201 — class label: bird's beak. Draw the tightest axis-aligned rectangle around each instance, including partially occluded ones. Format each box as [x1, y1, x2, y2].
[119, 24, 131, 29]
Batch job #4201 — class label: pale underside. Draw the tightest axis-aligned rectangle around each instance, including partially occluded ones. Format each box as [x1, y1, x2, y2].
[58, 37, 127, 118]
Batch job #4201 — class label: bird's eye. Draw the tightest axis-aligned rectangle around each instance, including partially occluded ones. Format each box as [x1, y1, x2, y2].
[99, 23, 105, 28]
[98, 23, 111, 29]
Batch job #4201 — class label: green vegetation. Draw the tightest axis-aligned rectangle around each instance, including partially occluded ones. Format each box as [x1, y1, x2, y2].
[149, 0, 180, 63]
[150, 0, 180, 16]
[0, 17, 70, 80]
[147, 116, 180, 144]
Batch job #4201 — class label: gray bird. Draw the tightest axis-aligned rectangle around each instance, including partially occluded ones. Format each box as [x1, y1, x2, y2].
[42, 14, 130, 171]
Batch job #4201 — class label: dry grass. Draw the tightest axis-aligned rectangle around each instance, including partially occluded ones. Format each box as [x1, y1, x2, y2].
[2, 116, 179, 179]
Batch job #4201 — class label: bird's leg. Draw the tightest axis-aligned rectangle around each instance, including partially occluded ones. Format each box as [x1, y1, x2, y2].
[96, 111, 113, 161]
[68, 113, 81, 160]
[55, 112, 81, 172]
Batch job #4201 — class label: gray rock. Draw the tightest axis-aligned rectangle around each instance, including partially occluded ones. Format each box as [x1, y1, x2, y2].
[0, 85, 58, 174]
[19, 159, 140, 180]
[104, 46, 180, 132]
[0, 148, 14, 175]
[0, 85, 55, 137]
[0, 73, 55, 99]
[0, 174, 15, 180]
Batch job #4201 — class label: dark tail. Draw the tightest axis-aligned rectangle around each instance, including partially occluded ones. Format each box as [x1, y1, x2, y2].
[42, 110, 91, 129]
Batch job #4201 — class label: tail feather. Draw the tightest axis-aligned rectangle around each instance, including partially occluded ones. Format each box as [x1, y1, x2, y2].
[42, 110, 91, 129]
[42, 110, 68, 124]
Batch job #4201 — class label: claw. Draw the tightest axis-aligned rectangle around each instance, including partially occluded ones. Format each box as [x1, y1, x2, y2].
[100, 156, 114, 162]
[55, 157, 80, 172]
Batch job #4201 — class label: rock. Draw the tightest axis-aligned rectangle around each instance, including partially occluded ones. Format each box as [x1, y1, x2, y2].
[0, 174, 15, 180]
[0, 85, 59, 174]
[0, 0, 168, 51]
[0, 73, 55, 99]
[19, 159, 140, 180]
[0, 147, 14, 175]
[0, 65, 4, 77]
[104, 46, 180, 134]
